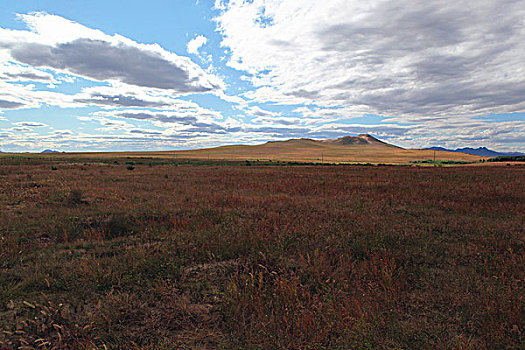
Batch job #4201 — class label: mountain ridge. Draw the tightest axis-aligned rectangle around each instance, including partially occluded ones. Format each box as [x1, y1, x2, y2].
[426, 146, 524, 157]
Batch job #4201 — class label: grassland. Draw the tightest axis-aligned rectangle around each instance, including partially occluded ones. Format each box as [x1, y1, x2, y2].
[0, 137, 485, 165]
[0, 158, 523, 349]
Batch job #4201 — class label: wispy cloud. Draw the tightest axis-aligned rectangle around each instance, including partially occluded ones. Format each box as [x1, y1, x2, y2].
[0, 62, 55, 83]
[72, 85, 186, 109]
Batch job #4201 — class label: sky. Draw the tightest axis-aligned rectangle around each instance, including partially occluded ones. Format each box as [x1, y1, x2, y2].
[0, 0, 524, 152]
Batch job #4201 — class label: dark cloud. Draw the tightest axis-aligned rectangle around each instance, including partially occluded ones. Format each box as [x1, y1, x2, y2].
[10, 38, 220, 93]
[311, 125, 409, 138]
[14, 121, 48, 127]
[284, 89, 319, 99]
[0, 99, 25, 109]
[75, 93, 171, 108]
[259, 119, 297, 126]
[315, 1, 525, 116]
[53, 130, 73, 135]
[0, 132, 14, 138]
[252, 109, 274, 117]
[129, 129, 163, 135]
[117, 112, 198, 125]
[218, 0, 525, 119]
[4, 71, 53, 82]
[246, 126, 311, 135]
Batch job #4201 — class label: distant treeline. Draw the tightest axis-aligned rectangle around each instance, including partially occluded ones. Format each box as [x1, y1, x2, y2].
[487, 155, 525, 162]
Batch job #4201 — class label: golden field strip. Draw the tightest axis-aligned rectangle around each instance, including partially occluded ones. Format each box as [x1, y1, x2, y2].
[0, 138, 486, 165]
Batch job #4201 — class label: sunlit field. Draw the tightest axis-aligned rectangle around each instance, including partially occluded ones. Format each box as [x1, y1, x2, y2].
[0, 137, 486, 165]
[1, 159, 523, 349]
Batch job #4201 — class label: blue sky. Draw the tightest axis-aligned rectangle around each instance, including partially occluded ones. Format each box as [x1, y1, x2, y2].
[0, 0, 524, 152]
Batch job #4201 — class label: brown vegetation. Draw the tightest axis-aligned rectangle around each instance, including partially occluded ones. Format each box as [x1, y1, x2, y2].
[0, 159, 523, 349]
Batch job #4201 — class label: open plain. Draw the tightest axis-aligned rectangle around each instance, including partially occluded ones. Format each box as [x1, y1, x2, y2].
[2, 1, 525, 349]
[0, 157, 523, 349]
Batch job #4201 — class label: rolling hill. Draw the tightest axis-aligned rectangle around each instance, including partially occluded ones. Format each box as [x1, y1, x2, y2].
[1, 135, 488, 164]
[322, 134, 397, 146]
[147, 134, 485, 164]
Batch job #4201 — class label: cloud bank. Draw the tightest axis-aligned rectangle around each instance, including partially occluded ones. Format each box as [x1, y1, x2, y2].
[0, 6, 524, 152]
[215, 0, 525, 119]
[0, 12, 223, 93]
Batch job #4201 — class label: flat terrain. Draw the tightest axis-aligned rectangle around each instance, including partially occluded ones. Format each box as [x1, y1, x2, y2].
[0, 136, 486, 165]
[0, 159, 523, 349]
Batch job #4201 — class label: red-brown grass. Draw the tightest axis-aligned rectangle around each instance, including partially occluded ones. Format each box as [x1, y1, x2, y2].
[0, 160, 523, 349]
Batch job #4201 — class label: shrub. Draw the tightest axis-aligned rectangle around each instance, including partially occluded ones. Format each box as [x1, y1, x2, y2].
[66, 189, 83, 206]
[104, 214, 134, 239]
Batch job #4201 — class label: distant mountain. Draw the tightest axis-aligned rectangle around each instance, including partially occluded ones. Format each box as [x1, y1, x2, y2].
[41, 149, 59, 153]
[426, 146, 524, 157]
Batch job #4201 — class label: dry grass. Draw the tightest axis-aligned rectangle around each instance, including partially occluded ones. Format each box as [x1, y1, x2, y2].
[0, 138, 485, 164]
[0, 158, 523, 349]
[164, 139, 484, 164]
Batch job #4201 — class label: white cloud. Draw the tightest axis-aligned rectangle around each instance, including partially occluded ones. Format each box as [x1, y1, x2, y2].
[215, 0, 525, 119]
[0, 62, 55, 83]
[0, 80, 80, 110]
[0, 12, 223, 93]
[245, 105, 279, 117]
[1, 111, 523, 152]
[214, 90, 246, 105]
[251, 116, 302, 126]
[187, 35, 208, 55]
[1, 7, 524, 152]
